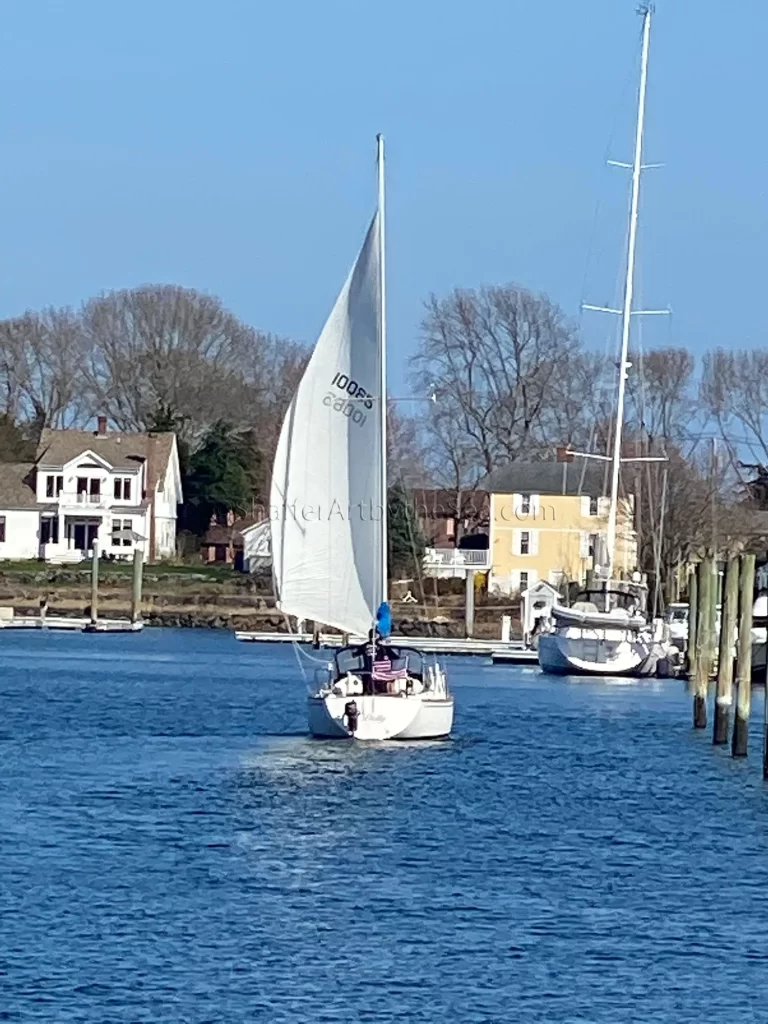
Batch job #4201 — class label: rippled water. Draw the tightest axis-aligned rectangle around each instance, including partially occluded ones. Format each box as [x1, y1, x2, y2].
[3, 629, 768, 1022]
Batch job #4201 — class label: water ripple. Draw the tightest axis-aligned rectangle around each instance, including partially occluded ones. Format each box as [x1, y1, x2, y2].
[1, 630, 767, 1021]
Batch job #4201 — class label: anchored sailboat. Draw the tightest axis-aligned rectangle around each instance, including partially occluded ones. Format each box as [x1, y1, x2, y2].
[538, 5, 678, 678]
[270, 136, 454, 738]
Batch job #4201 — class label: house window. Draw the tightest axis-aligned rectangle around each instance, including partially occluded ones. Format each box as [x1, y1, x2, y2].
[77, 477, 88, 502]
[520, 494, 531, 515]
[589, 496, 599, 516]
[40, 517, 60, 545]
[114, 477, 132, 501]
[589, 533, 599, 559]
[111, 519, 133, 546]
[89, 479, 101, 503]
[45, 475, 63, 498]
[0, 516, 5, 542]
[520, 531, 530, 555]
[519, 571, 529, 592]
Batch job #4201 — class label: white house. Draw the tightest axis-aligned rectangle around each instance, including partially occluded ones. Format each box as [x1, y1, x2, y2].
[0, 420, 183, 563]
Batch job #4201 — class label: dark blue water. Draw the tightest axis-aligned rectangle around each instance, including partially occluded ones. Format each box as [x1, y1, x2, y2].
[3, 629, 768, 1022]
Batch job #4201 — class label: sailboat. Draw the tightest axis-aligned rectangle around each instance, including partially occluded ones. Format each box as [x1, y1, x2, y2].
[270, 136, 455, 739]
[537, 5, 678, 678]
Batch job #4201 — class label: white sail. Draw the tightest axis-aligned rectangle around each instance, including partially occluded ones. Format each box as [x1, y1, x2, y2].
[270, 213, 384, 636]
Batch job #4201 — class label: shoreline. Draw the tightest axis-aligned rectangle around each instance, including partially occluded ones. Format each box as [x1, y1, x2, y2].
[0, 565, 520, 637]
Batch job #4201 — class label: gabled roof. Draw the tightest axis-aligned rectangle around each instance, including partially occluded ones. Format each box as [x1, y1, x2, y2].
[203, 516, 262, 546]
[36, 427, 174, 473]
[480, 461, 609, 497]
[0, 463, 38, 508]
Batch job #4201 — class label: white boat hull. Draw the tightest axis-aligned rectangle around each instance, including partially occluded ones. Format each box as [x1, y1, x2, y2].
[308, 694, 454, 740]
[537, 632, 654, 677]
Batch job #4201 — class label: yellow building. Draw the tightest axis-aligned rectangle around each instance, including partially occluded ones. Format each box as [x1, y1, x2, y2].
[483, 462, 637, 595]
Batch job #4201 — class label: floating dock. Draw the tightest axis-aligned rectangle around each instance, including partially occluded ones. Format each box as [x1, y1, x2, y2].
[234, 629, 537, 660]
[490, 646, 539, 665]
[0, 615, 143, 633]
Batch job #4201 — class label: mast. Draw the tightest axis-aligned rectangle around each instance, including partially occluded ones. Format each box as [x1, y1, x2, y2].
[377, 133, 388, 607]
[605, 5, 652, 580]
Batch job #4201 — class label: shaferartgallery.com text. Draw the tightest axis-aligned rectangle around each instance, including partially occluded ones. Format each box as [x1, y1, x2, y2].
[263, 501, 557, 523]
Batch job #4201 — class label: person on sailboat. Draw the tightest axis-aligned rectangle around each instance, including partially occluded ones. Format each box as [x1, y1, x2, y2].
[348, 602, 398, 694]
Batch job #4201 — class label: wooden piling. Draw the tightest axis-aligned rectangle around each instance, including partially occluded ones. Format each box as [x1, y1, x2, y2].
[732, 552, 755, 758]
[464, 571, 475, 637]
[687, 562, 699, 685]
[130, 549, 144, 624]
[693, 556, 712, 729]
[708, 557, 720, 692]
[713, 554, 739, 745]
[90, 541, 99, 625]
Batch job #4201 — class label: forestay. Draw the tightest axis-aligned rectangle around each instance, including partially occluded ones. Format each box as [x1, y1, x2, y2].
[270, 213, 384, 636]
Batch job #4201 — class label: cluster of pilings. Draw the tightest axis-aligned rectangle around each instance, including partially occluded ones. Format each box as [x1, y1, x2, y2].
[688, 552, 767, 775]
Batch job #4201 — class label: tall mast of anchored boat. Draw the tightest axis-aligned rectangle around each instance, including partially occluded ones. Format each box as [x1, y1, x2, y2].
[377, 133, 388, 606]
[605, 5, 652, 579]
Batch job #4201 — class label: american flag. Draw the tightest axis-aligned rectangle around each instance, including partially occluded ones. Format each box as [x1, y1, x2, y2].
[371, 658, 408, 683]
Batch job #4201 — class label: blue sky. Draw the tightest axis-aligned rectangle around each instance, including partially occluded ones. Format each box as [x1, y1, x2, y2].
[0, 0, 765, 392]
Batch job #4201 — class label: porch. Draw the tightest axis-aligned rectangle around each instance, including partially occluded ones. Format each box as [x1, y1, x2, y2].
[39, 513, 142, 564]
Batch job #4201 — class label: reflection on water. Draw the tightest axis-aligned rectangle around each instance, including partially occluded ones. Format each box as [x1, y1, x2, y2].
[2, 629, 768, 1022]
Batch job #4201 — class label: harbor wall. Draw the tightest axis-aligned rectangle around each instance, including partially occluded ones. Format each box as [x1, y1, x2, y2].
[0, 566, 521, 636]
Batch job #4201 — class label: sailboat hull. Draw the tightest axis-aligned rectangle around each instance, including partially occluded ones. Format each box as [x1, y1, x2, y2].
[307, 694, 454, 741]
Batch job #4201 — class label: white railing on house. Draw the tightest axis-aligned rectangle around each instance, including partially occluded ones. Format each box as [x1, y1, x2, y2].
[423, 547, 491, 577]
[57, 492, 109, 510]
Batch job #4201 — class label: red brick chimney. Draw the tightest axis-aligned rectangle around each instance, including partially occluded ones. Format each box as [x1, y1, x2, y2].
[97, 416, 107, 436]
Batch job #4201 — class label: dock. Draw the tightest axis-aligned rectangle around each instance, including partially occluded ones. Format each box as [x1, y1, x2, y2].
[234, 629, 536, 660]
[0, 548, 146, 635]
[0, 615, 143, 633]
[490, 646, 539, 665]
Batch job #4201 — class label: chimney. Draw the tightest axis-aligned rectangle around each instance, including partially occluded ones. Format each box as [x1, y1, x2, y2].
[556, 446, 574, 463]
[97, 416, 107, 436]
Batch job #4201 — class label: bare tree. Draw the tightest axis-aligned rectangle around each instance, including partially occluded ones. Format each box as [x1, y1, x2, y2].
[224, 328, 307, 453]
[387, 406, 428, 488]
[0, 307, 89, 429]
[412, 284, 582, 483]
[701, 348, 768, 474]
[82, 286, 248, 438]
[626, 347, 697, 450]
[81, 285, 306, 451]
[540, 349, 614, 454]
